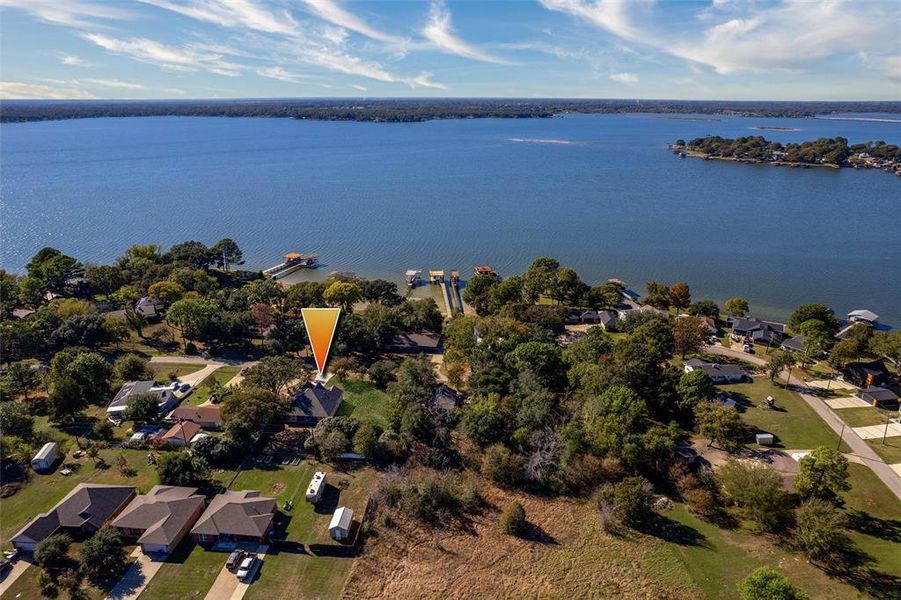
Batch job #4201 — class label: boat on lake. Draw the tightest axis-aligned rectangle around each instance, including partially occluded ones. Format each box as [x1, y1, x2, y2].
[263, 252, 319, 279]
[405, 270, 422, 287]
[474, 265, 499, 280]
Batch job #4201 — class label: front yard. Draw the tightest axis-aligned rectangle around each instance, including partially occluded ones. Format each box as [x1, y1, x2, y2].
[138, 539, 226, 600]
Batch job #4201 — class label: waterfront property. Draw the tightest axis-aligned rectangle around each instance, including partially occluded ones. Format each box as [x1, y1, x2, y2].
[388, 332, 443, 353]
[286, 381, 344, 425]
[781, 335, 805, 353]
[10, 484, 136, 551]
[842, 359, 891, 388]
[858, 386, 899, 408]
[111, 485, 206, 555]
[848, 309, 879, 325]
[191, 490, 277, 547]
[729, 317, 785, 345]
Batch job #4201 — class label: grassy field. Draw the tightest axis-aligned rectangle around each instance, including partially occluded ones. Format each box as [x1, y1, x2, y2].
[843, 463, 901, 577]
[139, 539, 226, 600]
[232, 463, 379, 599]
[866, 438, 901, 464]
[149, 362, 207, 381]
[334, 377, 391, 428]
[184, 366, 240, 406]
[720, 376, 844, 450]
[834, 406, 891, 428]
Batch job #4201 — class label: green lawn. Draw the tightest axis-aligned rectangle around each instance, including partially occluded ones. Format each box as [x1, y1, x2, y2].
[721, 377, 844, 450]
[866, 438, 901, 464]
[149, 362, 207, 381]
[334, 377, 391, 428]
[230, 463, 379, 599]
[139, 539, 226, 600]
[184, 366, 240, 406]
[833, 406, 891, 428]
[654, 504, 860, 599]
[843, 463, 901, 578]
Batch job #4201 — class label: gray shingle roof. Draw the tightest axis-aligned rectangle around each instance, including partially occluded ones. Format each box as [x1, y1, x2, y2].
[11, 484, 135, 544]
[190, 491, 276, 538]
[288, 382, 343, 420]
[111, 485, 205, 546]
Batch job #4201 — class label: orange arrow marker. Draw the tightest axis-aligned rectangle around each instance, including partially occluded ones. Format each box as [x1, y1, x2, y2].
[302, 308, 341, 375]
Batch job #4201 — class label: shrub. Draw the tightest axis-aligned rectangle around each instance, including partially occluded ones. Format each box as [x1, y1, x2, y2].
[184, 342, 198, 355]
[481, 444, 523, 487]
[612, 476, 653, 528]
[717, 459, 789, 532]
[499, 501, 527, 536]
[793, 498, 851, 563]
[34, 533, 71, 569]
[737, 567, 808, 600]
[367, 360, 397, 388]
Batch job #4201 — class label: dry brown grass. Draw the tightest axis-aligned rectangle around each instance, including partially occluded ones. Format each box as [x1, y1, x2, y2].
[343, 483, 697, 599]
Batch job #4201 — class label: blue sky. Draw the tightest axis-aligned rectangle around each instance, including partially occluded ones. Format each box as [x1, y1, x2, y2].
[1, 0, 898, 100]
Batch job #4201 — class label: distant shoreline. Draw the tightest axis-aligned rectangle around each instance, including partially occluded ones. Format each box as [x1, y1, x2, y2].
[2, 98, 899, 124]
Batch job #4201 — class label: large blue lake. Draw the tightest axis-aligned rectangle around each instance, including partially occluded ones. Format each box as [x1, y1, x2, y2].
[1, 113, 898, 324]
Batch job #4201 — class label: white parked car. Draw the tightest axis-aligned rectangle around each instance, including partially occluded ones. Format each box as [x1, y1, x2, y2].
[237, 555, 257, 581]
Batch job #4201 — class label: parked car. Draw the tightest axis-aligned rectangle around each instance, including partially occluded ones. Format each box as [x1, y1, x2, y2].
[742, 343, 754, 353]
[226, 550, 245, 571]
[1, 558, 12, 573]
[237, 555, 257, 581]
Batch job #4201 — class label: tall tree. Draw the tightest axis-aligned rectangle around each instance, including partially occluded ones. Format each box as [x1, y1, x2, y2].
[794, 446, 850, 505]
[673, 316, 708, 359]
[723, 297, 749, 317]
[669, 282, 691, 310]
[210, 238, 244, 272]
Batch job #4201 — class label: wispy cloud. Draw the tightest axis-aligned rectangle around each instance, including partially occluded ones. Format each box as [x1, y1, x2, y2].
[422, 1, 513, 65]
[300, 0, 403, 44]
[352, 84, 368, 92]
[609, 72, 638, 83]
[81, 33, 244, 76]
[60, 54, 92, 67]
[257, 66, 307, 83]
[0, 81, 97, 99]
[0, 0, 133, 29]
[138, 0, 298, 36]
[81, 78, 145, 89]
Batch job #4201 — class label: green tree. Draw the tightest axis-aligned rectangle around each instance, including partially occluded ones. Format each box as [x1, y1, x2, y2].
[613, 476, 654, 528]
[156, 452, 210, 487]
[737, 567, 808, 600]
[787, 303, 838, 333]
[49, 376, 87, 422]
[0, 270, 21, 318]
[84, 264, 123, 298]
[50, 349, 113, 404]
[794, 446, 850, 505]
[766, 349, 794, 383]
[0, 401, 35, 438]
[123, 391, 160, 423]
[499, 501, 527, 535]
[523, 257, 560, 303]
[644, 281, 670, 309]
[2, 361, 40, 400]
[696, 402, 745, 452]
[243, 356, 309, 394]
[147, 280, 186, 304]
[79, 527, 127, 584]
[114, 354, 151, 382]
[166, 297, 219, 344]
[34, 533, 72, 569]
[673, 316, 708, 359]
[166, 240, 214, 269]
[461, 274, 497, 315]
[51, 314, 108, 349]
[505, 341, 565, 389]
[793, 498, 851, 563]
[210, 238, 244, 271]
[869, 330, 901, 364]
[26, 247, 83, 294]
[723, 297, 749, 317]
[582, 386, 649, 466]
[220, 386, 288, 445]
[677, 369, 715, 411]
[687, 299, 719, 319]
[717, 459, 788, 531]
[460, 394, 506, 447]
[586, 282, 624, 311]
[323, 281, 363, 312]
[353, 421, 382, 458]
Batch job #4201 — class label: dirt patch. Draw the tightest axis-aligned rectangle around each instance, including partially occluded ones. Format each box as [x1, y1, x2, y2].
[268, 482, 287, 496]
[343, 484, 696, 599]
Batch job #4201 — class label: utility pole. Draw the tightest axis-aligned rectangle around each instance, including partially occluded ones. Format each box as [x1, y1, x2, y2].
[837, 423, 845, 451]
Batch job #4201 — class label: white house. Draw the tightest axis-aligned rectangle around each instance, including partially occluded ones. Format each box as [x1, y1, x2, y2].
[683, 359, 744, 383]
[107, 381, 180, 420]
[31, 442, 59, 471]
[328, 506, 353, 541]
[306, 472, 327, 503]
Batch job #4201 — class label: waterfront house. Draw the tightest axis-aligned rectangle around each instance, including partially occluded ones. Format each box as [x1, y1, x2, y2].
[729, 317, 785, 345]
[842, 359, 891, 388]
[11, 484, 136, 551]
[857, 386, 898, 408]
[684, 359, 744, 383]
[108, 380, 180, 421]
[191, 490, 276, 546]
[781, 335, 805, 353]
[388, 332, 442, 353]
[30, 442, 59, 471]
[286, 381, 344, 425]
[111, 485, 206, 555]
[168, 404, 222, 429]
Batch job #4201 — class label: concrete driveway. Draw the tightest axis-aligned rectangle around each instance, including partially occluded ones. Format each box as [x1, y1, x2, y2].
[204, 545, 267, 600]
[0, 556, 33, 596]
[107, 548, 166, 600]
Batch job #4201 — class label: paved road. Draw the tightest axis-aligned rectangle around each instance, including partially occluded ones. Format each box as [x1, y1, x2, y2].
[797, 391, 901, 501]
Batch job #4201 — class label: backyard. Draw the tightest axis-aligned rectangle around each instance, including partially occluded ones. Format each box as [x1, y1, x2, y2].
[334, 377, 391, 428]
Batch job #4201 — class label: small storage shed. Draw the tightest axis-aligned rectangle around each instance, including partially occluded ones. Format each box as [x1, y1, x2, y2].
[328, 506, 353, 541]
[755, 433, 775, 446]
[31, 442, 59, 471]
[306, 472, 327, 503]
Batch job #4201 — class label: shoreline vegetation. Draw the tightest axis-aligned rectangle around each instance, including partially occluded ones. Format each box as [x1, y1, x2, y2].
[671, 135, 901, 175]
[1, 98, 900, 124]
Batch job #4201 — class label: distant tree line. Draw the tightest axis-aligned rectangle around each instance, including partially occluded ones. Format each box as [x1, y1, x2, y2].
[675, 135, 901, 167]
[2, 99, 899, 123]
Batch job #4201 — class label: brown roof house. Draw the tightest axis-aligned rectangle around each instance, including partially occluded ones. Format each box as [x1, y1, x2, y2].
[286, 381, 344, 426]
[111, 485, 206, 555]
[190, 490, 276, 547]
[169, 405, 223, 429]
[10, 484, 136, 551]
[387, 332, 442, 353]
[158, 421, 203, 447]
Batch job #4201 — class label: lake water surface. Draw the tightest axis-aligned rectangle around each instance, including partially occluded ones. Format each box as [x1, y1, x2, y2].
[1, 113, 898, 323]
